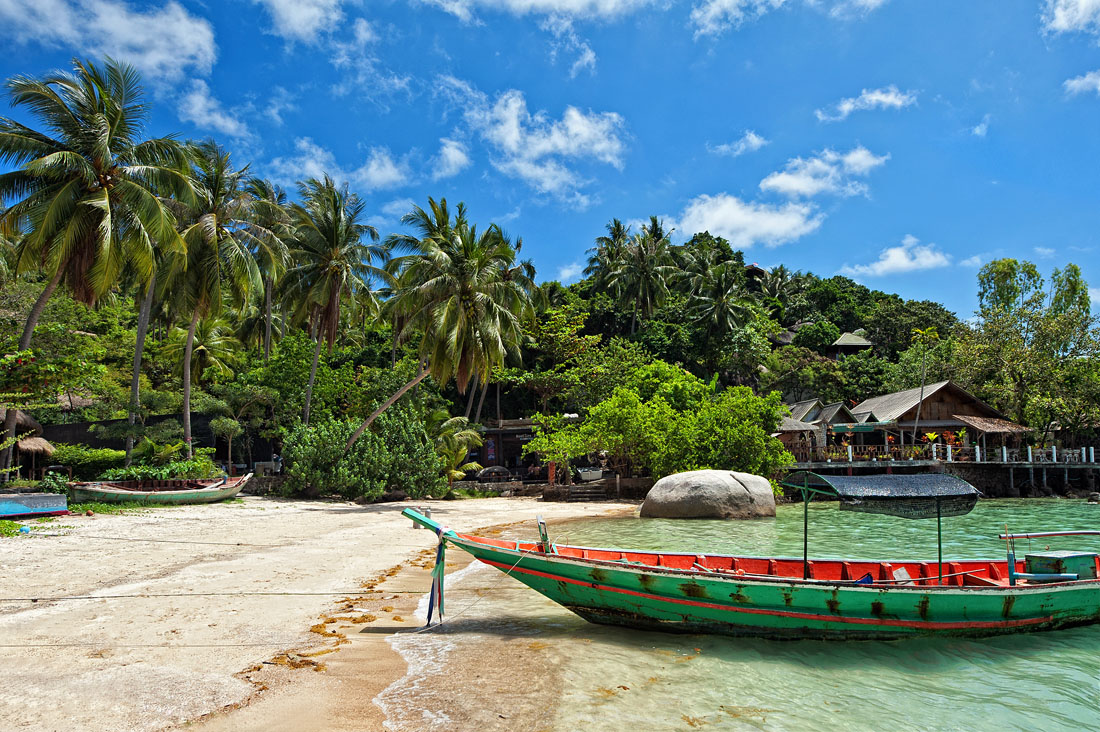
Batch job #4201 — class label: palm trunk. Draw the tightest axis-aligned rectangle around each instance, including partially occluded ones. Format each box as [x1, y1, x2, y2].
[125, 275, 157, 466]
[474, 379, 489, 425]
[182, 308, 202, 459]
[911, 349, 927, 445]
[1, 268, 64, 476]
[464, 374, 478, 419]
[495, 381, 501, 424]
[345, 367, 430, 453]
[263, 276, 273, 362]
[227, 435, 233, 475]
[303, 315, 322, 426]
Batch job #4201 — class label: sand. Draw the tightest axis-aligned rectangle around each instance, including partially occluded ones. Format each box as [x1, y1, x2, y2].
[0, 496, 633, 731]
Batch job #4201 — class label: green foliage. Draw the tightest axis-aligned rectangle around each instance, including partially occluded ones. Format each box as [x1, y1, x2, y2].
[99, 448, 219, 480]
[281, 409, 444, 500]
[864, 299, 958, 359]
[39, 471, 69, 493]
[792, 321, 841, 355]
[564, 337, 651, 410]
[759, 346, 845, 403]
[838, 350, 894, 404]
[52, 443, 127, 480]
[624, 361, 708, 411]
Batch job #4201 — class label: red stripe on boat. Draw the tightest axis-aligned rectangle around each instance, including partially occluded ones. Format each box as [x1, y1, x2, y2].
[479, 558, 1053, 631]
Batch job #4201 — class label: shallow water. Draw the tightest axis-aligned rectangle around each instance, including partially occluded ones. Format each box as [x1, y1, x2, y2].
[395, 500, 1100, 731]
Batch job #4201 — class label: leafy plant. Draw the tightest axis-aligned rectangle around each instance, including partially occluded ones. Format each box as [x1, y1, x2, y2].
[51, 443, 127, 480]
[98, 448, 219, 480]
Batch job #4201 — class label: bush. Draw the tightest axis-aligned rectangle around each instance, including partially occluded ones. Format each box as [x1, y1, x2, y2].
[51, 443, 126, 480]
[281, 409, 445, 500]
[98, 448, 220, 481]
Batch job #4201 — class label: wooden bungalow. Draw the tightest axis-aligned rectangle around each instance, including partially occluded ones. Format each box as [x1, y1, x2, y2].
[773, 416, 818, 459]
[826, 332, 873, 360]
[850, 381, 1029, 451]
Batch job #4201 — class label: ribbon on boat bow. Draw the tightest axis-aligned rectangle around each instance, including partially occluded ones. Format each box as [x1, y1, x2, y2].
[425, 524, 447, 626]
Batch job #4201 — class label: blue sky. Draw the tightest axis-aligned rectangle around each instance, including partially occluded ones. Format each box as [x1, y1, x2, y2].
[3, 0, 1100, 316]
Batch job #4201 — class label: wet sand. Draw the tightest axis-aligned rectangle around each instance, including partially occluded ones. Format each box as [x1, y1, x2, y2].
[0, 495, 634, 731]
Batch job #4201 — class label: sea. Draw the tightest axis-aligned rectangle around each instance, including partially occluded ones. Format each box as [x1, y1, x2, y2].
[382, 499, 1100, 731]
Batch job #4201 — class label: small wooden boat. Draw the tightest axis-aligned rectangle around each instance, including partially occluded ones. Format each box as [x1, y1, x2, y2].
[404, 472, 1100, 640]
[0, 492, 69, 519]
[69, 473, 251, 505]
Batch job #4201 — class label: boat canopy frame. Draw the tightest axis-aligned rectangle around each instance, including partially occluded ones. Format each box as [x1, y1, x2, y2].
[780, 471, 981, 583]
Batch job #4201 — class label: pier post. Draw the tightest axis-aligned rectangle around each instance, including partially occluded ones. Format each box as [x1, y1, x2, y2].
[1083, 448, 1087, 463]
[1027, 446, 1033, 462]
[932, 443, 937, 460]
[1091, 447, 1095, 463]
[847, 445, 853, 462]
[1052, 445, 1057, 463]
[1008, 468, 1015, 496]
[947, 444, 953, 462]
[975, 445, 981, 462]
[1002, 446, 1008, 462]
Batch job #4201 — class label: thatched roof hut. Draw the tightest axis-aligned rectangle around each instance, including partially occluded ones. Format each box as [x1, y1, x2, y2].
[3, 409, 44, 436]
[16, 436, 54, 455]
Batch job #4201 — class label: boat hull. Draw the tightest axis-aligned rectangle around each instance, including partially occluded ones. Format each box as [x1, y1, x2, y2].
[69, 475, 250, 506]
[0, 492, 69, 519]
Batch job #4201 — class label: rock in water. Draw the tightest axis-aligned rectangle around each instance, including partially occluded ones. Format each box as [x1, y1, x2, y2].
[640, 470, 776, 519]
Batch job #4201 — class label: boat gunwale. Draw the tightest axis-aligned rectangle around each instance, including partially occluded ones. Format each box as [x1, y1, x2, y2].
[447, 533, 1100, 594]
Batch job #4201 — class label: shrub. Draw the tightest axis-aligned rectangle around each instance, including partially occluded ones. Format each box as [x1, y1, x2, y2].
[51, 443, 127, 480]
[281, 408, 444, 500]
[98, 448, 220, 481]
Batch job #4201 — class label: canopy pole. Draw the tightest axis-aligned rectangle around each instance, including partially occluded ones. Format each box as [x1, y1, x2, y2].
[936, 497, 943, 585]
[802, 474, 810, 580]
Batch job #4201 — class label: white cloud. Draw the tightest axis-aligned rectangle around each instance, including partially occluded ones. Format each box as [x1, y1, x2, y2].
[0, 0, 216, 82]
[1034, 246, 1056, 258]
[971, 114, 991, 137]
[264, 86, 297, 125]
[669, 193, 823, 248]
[267, 138, 410, 191]
[252, 0, 346, 43]
[1042, 0, 1100, 35]
[961, 254, 984, 267]
[424, 0, 658, 23]
[829, 0, 887, 17]
[381, 198, 416, 218]
[540, 15, 598, 77]
[1064, 69, 1100, 95]
[178, 80, 250, 138]
[431, 138, 472, 180]
[438, 75, 626, 205]
[815, 84, 917, 122]
[558, 261, 584, 283]
[1090, 287, 1100, 303]
[759, 146, 888, 198]
[840, 235, 952, 277]
[690, 0, 787, 39]
[708, 130, 769, 157]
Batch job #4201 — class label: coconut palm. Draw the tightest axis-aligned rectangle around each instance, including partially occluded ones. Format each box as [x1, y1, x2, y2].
[440, 443, 483, 489]
[0, 58, 187, 472]
[164, 315, 240, 387]
[165, 140, 261, 456]
[584, 218, 630, 289]
[283, 175, 386, 425]
[607, 217, 676, 333]
[244, 178, 291, 361]
[345, 201, 534, 451]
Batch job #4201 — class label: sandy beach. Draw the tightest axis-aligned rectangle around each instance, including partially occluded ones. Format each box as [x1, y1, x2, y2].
[0, 495, 634, 732]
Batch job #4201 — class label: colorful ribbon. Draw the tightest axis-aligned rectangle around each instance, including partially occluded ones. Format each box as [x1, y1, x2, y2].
[425, 524, 447, 626]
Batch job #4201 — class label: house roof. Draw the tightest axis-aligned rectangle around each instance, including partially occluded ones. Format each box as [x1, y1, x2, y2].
[852, 381, 953, 422]
[16, 436, 54, 454]
[952, 414, 1030, 435]
[2, 409, 43, 436]
[787, 399, 821, 422]
[819, 402, 857, 424]
[776, 417, 816, 433]
[831, 332, 873, 348]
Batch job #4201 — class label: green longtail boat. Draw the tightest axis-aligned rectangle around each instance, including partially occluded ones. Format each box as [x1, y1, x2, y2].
[403, 472, 1100, 640]
[69, 473, 251, 506]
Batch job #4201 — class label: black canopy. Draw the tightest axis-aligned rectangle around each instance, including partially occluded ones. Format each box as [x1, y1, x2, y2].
[782, 471, 980, 519]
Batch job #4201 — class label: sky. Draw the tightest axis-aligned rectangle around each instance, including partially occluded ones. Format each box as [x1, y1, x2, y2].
[2, 0, 1100, 317]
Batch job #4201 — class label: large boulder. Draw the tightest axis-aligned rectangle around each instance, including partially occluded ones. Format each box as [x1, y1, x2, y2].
[640, 470, 776, 519]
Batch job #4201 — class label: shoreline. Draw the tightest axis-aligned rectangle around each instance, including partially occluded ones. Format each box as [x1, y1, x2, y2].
[0, 495, 634, 732]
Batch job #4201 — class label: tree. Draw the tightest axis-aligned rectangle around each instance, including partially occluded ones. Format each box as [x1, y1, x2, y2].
[865, 298, 958, 359]
[792, 320, 841, 355]
[759, 346, 845, 403]
[607, 218, 676, 333]
[209, 416, 243, 472]
[584, 218, 630, 290]
[244, 178, 291, 362]
[345, 199, 534, 451]
[167, 140, 261, 456]
[284, 175, 385, 425]
[0, 58, 186, 473]
[164, 316, 240, 386]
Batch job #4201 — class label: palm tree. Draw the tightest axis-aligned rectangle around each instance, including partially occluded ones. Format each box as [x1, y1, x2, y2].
[345, 200, 534, 452]
[757, 264, 804, 324]
[164, 315, 240, 386]
[244, 178, 291, 361]
[607, 217, 676, 333]
[283, 175, 386, 425]
[0, 58, 186, 472]
[166, 140, 260, 457]
[910, 326, 940, 444]
[687, 261, 756, 373]
[584, 218, 630, 289]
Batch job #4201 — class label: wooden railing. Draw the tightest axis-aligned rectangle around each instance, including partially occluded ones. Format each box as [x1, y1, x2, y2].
[791, 444, 1098, 465]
